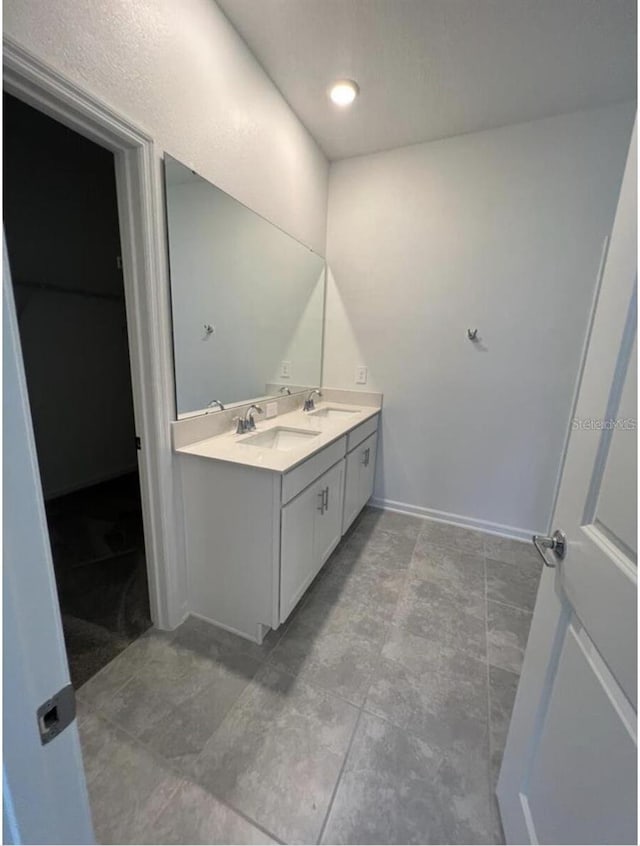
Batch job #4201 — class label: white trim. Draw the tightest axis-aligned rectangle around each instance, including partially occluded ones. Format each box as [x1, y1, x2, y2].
[3, 37, 185, 629]
[369, 496, 535, 541]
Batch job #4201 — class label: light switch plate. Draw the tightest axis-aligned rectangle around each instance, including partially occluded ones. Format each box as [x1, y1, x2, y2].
[265, 402, 277, 418]
[280, 360, 291, 378]
[355, 365, 368, 385]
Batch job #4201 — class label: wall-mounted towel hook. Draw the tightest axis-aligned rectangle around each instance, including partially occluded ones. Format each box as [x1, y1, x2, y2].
[467, 328, 478, 341]
[203, 323, 214, 340]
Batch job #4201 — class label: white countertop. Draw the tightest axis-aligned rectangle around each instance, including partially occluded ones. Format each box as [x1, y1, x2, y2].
[175, 401, 380, 473]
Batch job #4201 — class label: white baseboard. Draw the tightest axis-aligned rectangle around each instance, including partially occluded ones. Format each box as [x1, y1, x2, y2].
[369, 497, 534, 542]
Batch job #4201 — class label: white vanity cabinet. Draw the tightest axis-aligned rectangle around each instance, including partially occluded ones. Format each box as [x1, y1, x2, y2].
[178, 411, 379, 643]
[280, 459, 344, 623]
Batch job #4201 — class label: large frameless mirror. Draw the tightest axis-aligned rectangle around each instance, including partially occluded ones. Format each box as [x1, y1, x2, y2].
[163, 154, 325, 418]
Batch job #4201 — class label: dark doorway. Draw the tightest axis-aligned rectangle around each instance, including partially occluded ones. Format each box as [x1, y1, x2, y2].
[4, 92, 151, 689]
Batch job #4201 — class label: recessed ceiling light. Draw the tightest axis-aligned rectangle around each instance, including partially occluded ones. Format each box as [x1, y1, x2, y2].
[329, 79, 359, 107]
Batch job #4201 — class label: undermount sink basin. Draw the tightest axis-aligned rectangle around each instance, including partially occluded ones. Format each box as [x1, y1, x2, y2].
[241, 427, 321, 451]
[308, 406, 359, 420]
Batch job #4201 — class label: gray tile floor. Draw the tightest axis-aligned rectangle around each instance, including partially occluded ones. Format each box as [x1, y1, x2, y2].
[77, 507, 541, 844]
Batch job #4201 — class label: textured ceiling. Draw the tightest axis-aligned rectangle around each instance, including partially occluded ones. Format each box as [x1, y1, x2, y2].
[216, 0, 636, 160]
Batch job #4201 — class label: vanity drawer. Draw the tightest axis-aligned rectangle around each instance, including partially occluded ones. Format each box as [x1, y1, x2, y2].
[282, 436, 346, 504]
[347, 414, 379, 452]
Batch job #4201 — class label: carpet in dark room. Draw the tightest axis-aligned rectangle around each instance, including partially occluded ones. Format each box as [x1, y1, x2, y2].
[46, 471, 152, 689]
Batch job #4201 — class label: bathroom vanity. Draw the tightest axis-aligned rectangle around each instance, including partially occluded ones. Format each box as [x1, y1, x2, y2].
[163, 152, 381, 643]
[174, 398, 380, 642]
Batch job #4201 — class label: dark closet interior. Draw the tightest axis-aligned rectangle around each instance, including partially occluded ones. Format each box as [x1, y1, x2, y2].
[4, 93, 151, 688]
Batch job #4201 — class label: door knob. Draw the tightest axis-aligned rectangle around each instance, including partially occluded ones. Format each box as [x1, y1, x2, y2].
[532, 529, 567, 568]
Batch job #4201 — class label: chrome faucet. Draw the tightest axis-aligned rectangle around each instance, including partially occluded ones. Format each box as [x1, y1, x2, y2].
[279, 386, 291, 396]
[233, 404, 263, 434]
[207, 399, 225, 411]
[304, 389, 322, 412]
[244, 404, 264, 432]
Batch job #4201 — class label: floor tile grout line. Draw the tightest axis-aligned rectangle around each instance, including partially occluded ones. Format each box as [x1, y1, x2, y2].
[483, 553, 497, 817]
[264, 652, 379, 711]
[487, 659, 526, 677]
[487, 661, 520, 678]
[82, 707, 185, 830]
[190, 655, 368, 842]
[79, 622, 271, 713]
[312, 528, 417, 844]
[359, 701, 489, 751]
[339, 700, 498, 842]
[83, 705, 285, 844]
[77, 670, 136, 715]
[417, 536, 536, 571]
[278, 575, 405, 636]
[77, 638, 148, 705]
[316, 706, 364, 845]
[485, 544, 508, 845]
[373, 634, 489, 683]
[397, 569, 487, 610]
[486, 595, 534, 616]
[415, 539, 487, 560]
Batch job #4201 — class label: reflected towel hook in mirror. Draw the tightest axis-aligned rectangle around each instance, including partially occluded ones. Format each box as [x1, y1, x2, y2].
[467, 328, 478, 341]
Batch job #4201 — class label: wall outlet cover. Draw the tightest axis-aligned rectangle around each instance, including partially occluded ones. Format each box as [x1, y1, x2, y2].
[355, 365, 368, 385]
[280, 360, 292, 378]
[265, 402, 278, 418]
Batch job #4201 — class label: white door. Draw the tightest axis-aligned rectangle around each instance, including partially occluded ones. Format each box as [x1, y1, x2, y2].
[3, 236, 95, 844]
[497, 122, 637, 844]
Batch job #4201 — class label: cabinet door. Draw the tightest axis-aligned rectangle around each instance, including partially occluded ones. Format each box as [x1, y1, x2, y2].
[313, 460, 345, 573]
[280, 480, 320, 623]
[342, 433, 377, 533]
[360, 432, 377, 504]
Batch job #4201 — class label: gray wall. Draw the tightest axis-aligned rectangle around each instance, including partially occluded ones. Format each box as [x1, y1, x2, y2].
[324, 102, 635, 536]
[4, 0, 329, 255]
[4, 94, 137, 498]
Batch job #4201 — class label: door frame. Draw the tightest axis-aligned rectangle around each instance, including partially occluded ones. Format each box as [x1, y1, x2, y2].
[3, 37, 186, 629]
